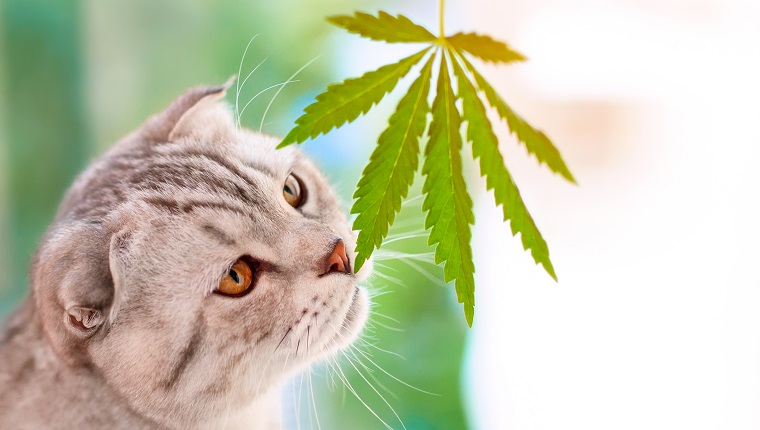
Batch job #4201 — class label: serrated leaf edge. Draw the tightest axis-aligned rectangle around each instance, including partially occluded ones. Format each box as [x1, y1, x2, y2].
[279, 47, 431, 147]
[351, 55, 435, 272]
[421, 51, 476, 325]
[451, 47, 576, 183]
[328, 11, 436, 44]
[447, 32, 527, 64]
[450, 47, 557, 280]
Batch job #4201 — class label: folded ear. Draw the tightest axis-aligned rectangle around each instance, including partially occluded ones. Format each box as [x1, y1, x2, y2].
[32, 223, 118, 366]
[142, 77, 236, 143]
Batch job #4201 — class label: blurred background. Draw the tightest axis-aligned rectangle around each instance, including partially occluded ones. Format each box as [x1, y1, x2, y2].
[1, 0, 759, 429]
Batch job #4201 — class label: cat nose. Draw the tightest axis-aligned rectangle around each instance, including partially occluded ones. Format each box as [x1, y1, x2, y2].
[321, 239, 351, 276]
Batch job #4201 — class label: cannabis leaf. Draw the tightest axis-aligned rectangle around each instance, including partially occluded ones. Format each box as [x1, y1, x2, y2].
[351, 55, 435, 272]
[451, 53, 555, 280]
[327, 11, 436, 44]
[280, 7, 574, 325]
[455, 52, 576, 183]
[447, 32, 526, 64]
[279, 48, 429, 146]
[422, 53, 475, 324]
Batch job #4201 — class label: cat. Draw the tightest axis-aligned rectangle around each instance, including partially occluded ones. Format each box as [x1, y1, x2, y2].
[0, 80, 370, 429]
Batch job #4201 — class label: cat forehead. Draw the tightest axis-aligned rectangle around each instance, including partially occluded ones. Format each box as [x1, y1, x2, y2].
[233, 129, 299, 175]
[153, 92, 302, 178]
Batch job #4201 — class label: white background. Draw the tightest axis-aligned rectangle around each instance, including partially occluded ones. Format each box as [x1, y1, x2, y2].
[463, 0, 760, 429]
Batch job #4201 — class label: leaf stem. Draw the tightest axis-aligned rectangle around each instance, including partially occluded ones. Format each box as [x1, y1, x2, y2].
[438, 0, 445, 39]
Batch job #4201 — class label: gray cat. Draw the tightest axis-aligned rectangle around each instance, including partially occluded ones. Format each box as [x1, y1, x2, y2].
[0, 81, 370, 429]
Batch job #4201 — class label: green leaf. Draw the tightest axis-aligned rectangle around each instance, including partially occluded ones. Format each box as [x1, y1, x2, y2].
[455, 50, 576, 183]
[351, 56, 435, 272]
[279, 48, 430, 147]
[328, 11, 436, 44]
[451, 52, 556, 280]
[447, 32, 526, 64]
[422, 52, 476, 325]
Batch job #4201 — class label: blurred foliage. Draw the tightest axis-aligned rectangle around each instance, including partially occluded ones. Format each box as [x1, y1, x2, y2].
[0, 0, 468, 428]
[0, 0, 90, 313]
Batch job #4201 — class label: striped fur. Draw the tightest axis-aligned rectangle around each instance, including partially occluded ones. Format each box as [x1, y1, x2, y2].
[0, 83, 370, 429]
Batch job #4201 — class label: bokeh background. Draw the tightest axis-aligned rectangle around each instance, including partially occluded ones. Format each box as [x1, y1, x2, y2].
[1, 0, 759, 429]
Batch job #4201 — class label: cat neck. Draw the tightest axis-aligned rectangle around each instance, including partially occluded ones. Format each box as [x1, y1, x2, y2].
[0, 298, 159, 429]
[0, 298, 283, 429]
[202, 387, 282, 430]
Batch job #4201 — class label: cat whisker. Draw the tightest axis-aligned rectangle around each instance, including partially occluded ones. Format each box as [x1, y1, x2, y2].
[351, 345, 439, 396]
[365, 318, 405, 333]
[259, 56, 320, 132]
[340, 350, 407, 430]
[323, 353, 339, 391]
[357, 329, 379, 346]
[373, 250, 436, 263]
[274, 327, 292, 353]
[278, 351, 292, 414]
[325, 356, 347, 397]
[329, 354, 394, 430]
[328, 354, 340, 391]
[236, 58, 268, 128]
[398, 260, 445, 287]
[401, 194, 425, 206]
[321, 363, 331, 393]
[364, 288, 394, 300]
[346, 348, 400, 401]
[281, 350, 292, 380]
[378, 232, 430, 246]
[323, 321, 407, 429]
[307, 366, 322, 430]
[238, 80, 299, 128]
[369, 270, 404, 287]
[357, 339, 407, 361]
[370, 252, 445, 288]
[293, 372, 303, 430]
[372, 261, 399, 273]
[238, 58, 267, 102]
[371, 312, 401, 325]
[382, 217, 426, 231]
[235, 34, 259, 129]
[252, 341, 279, 399]
[383, 228, 428, 242]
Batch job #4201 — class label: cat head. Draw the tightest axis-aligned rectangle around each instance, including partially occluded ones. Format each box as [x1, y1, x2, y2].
[30, 81, 370, 426]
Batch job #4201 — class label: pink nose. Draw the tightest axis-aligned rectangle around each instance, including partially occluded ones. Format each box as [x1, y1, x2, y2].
[323, 239, 350, 275]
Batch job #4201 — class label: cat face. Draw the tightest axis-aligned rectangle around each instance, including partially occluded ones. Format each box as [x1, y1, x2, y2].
[31, 83, 369, 426]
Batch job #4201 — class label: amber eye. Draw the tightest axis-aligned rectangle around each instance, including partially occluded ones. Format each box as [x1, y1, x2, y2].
[283, 174, 304, 208]
[217, 259, 254, 296]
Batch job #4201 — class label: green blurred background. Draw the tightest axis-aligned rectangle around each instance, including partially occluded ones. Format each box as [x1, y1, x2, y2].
[0, 0, 468, 428]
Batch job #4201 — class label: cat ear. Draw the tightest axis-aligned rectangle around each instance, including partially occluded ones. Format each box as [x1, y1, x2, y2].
[65, 306, 105, 334]
[143, 76, 236, 143]
[33, 224, 116, 365]
[106, 229, 132, 323]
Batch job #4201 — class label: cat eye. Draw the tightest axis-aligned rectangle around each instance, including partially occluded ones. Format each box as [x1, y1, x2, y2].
[283, 174, 305, 208]
[216, 258, 254, 296]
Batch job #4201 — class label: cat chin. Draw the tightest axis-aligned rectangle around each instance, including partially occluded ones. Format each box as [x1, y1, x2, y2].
[314, 286, 368, 358]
